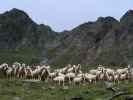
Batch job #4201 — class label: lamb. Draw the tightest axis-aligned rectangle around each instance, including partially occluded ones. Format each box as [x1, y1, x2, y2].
[114, 72, 120, 83]
[18, 66, 26, 78]
[84, 73, 97, 83]
[32, 66, 43, 80]
[49, 72, 58, 80]
[67, 67, 75, 73]
[98, 72, 106, 81]
[106, 68, 115, 76]
[53, 75, 65, 86]
[55, 67, 68, 74]
[73, 76, 83, 85]
[74, 64, 82, 73]
[116, 68, 128, 74]
[120, 73, 128, 81]
[89, 69, 98, 75]
[25, 66, 33, 79]
[17, 66, 23, 78]
[0, 63, 7, 70]
[65, 72, 75, 83]
[41, 68, 50, 81]
[5, 67, 13, 79]
[106, 73, 114, 82]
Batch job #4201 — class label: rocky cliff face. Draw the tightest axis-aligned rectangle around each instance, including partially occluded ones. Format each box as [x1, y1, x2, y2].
[0, 8, 58, 49]
[49, 10, 133, 66]
[0, 8, 133, 66]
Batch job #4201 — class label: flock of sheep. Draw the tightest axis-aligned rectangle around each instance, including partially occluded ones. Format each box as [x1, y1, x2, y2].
[0, 62, 132, 86]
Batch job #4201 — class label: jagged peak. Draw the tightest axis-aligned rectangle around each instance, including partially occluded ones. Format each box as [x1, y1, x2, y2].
[123, 9, 133, 16]
[78, 21, 94, 27]
[0, 8, 36, 26]
[120, 9, 133, 22]
[71, 21, 95, 32]
[3, 8, 30, 18]
[72, 16, 118, 32]
[9, 8, 25, 13]
[97, 16, 118, 23]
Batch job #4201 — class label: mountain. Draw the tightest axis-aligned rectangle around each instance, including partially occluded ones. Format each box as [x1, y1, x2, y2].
[0, 8, 133, 66]
[48, 11, 133, 66]
[0, 8, 58, 49]
[0, 8, 58, 64]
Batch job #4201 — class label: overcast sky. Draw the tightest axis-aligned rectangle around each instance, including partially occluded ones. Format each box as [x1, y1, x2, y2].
[0, 0, 133, 32]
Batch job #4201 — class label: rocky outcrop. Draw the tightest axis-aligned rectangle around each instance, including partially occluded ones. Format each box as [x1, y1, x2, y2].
[1, 8, 133, 66]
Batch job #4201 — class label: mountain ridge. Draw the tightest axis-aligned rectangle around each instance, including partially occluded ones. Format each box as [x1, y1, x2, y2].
[0, 8, 133, 66]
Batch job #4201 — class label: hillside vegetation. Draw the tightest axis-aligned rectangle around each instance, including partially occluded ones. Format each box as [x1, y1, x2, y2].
[1, 8, 133, 66]
[0, 79, 133, 100]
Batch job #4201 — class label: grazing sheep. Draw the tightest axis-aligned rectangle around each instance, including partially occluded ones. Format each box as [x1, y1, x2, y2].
[53, 75, 65, 86]
[89, 69, 98, 75]
[106, 68, 115, 76]
[65, 72, 75, 83]
[120, 73, 128, 81]
[5, 67, 13, 79]
[49, 72, 58, 80]
[73, 76, 83, 85]
[116, 68, 128, 74]
[114, 72, 120, 83]
[25, 66, 33, 79]
[0, 62, 132, 86]
[84, 73, 97, 83]
[41, 68, 50, 81]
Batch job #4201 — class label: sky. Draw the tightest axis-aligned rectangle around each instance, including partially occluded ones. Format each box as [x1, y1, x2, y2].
[0, 0, 133, 32]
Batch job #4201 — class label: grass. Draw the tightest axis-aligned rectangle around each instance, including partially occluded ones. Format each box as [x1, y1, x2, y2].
[0, 79, 133, 100]
[0, 48, 41, 65]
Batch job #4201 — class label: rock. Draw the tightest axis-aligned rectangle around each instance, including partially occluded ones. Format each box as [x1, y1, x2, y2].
[70, 96, 83, 100]
[63, 86, 69, 90]
[1, 8, 133, 65]
[12, 97, 21, 100]
[48, 86, 55, 90]
[104, 81, 113, 89]
[125, 95, 133, 100]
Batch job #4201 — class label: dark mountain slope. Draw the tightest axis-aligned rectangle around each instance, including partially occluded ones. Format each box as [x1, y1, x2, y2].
[0, 8, 133, 66]
[0, 8, 58, 64]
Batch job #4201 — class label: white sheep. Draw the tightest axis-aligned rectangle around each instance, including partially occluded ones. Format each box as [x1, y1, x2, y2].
[84, 73, 97, 83]
[5, 67, 13, 79]
[25, 66, 33, 79]
[65, 72, 75, 83]
[73, 76, 83, 85]
[120, 73, 128, 81]
[116, 68, 128, 74]
[114, 72, 120, 83]
[53, 75, 65, 86]
[89, 69, 98, 75]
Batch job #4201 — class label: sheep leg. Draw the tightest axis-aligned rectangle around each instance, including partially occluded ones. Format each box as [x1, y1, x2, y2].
[59, 80, 60, 86]
[79, 82, 81, 86]
[94, 79, 96, 84]
[63, 81, 64, 86]
[74, 82, 75, 86]
[6, 74, 9, 79]
[69, 77, 71, 84]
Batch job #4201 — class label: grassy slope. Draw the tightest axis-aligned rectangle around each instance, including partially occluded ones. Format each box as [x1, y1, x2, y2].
[0, 79, 133, 100]
[0, 48, 41, 65]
